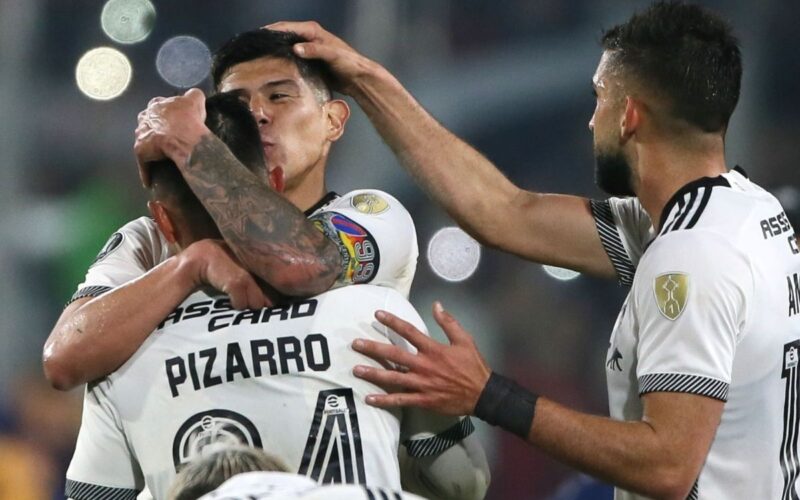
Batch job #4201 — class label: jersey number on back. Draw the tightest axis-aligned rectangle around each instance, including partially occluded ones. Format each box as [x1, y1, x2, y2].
[299, 388, 366, 484]
[781, 339, 800, 498]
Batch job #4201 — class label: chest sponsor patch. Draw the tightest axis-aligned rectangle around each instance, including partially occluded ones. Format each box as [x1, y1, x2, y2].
[653, 272, 689, 320]
[351, 193, 389, 215]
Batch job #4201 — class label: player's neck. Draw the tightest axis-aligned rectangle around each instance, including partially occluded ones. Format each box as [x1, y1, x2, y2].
[284, 164, 328, 213]
[634, 137, 727, 232]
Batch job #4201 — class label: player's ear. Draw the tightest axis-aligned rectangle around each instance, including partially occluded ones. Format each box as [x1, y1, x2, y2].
[620, 96, 640, 142]
[324, 99, 350, 142]
[148, 200, 179, 244]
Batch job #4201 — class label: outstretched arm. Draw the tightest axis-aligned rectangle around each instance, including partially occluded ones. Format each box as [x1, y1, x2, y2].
[267, 21, 616, 279]
[352, 304, 722, 499]
[44, 239, 270, 390]
[134, 90, 341, 296]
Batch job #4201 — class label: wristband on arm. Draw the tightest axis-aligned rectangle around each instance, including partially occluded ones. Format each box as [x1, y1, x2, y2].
[473, 372, 538, 439]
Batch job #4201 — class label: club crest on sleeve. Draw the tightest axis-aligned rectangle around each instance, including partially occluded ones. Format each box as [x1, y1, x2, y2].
[92, 232, 124, 265]
[351, 193, 389, 215]
[653, 273, 689, 320]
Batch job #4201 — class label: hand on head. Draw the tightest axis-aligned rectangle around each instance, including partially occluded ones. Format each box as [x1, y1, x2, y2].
[134, 88, 209, 187]
[264, 21, 376, 96]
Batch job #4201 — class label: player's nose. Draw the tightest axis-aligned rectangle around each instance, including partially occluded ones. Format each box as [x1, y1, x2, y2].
[249, 95, 271, 125]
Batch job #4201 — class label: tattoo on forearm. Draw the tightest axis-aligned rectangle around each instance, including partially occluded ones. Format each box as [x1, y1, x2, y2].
[183, 134, 340, 293]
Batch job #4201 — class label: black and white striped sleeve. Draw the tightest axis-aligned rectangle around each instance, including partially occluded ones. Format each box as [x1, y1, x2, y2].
[65, 480, 139, 500]
[403, 417, 475, 457]
[639, 373, 729, 401]
[590, 199, 636, 286]
[67, 285, 113, 306]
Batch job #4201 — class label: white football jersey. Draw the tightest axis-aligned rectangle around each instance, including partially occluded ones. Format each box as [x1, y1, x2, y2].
[71, 189, 418, 303]
[197, 471, 427, 500]
[602, 168, 800, 499]
[65, 285, 474, 500]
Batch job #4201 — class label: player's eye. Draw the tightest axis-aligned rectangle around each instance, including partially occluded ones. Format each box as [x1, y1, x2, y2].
[271, 93, 289, 101]
[591, 88, 598, 98]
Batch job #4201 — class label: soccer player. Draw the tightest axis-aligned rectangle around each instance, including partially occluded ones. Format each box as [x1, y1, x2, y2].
[44, 29, 418, 391]
[65, 94, 488, 500]
[269, 2, 800, 498]
[168, 446, 426, 500]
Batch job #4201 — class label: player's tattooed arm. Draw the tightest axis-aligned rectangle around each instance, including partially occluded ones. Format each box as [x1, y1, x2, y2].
[182, 134, 341, 296]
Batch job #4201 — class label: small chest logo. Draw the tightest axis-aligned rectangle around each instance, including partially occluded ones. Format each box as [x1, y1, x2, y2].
[653, 273, 689, 320]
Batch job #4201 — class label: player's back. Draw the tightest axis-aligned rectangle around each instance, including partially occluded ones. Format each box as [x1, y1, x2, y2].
[637, 168, 800, 498]
[107, 285, 416, 498]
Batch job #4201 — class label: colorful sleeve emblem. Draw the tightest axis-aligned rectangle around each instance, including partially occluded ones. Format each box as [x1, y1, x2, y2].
[310, 211, 381, 285]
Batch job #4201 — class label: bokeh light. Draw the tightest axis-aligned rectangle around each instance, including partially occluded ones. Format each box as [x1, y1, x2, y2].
[100, 0, 156, 44]
[542, 265, 581, 281]
[75, 47, 132, 101]
[427, 227, 481, 282]
[156, 35, 211, 88]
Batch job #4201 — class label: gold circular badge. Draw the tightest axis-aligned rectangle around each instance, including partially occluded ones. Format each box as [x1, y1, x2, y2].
[351, 193, 389, 214]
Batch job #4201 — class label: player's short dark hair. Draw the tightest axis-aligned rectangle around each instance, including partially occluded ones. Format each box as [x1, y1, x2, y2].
[167, 446, 289, 500]
[601, 1, 742, 133]
[211, 28, 332, 101]
[148, 92, 265, 237]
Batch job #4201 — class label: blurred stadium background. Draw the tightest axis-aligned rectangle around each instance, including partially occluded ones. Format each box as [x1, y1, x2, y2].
[0, 0, 797, 498]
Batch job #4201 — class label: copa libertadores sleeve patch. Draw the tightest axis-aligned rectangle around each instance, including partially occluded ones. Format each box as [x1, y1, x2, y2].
[310, 211, 381, 285]
[92, 232, 125, 265]
[653, 272, 690, 320]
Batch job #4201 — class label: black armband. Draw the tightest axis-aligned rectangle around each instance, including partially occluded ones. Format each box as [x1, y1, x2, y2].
[473, 372, 538, 439]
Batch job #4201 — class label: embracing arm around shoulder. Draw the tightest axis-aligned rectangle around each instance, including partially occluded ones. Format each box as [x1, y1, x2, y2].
[44, 239, 270, 390]
[266, 21, 618, 280]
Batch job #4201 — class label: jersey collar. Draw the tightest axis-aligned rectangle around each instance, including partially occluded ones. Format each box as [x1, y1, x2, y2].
[304, 191, 339, 216]
[657, 170, 734, 231]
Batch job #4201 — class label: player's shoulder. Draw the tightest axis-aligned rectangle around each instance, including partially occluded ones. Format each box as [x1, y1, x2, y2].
[329, 189, 410, 216]
[318, 283, 406, 308]
[657, 167, 771, 238]
[638, 223, 750, 293]
[116, 216, 159, 237]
